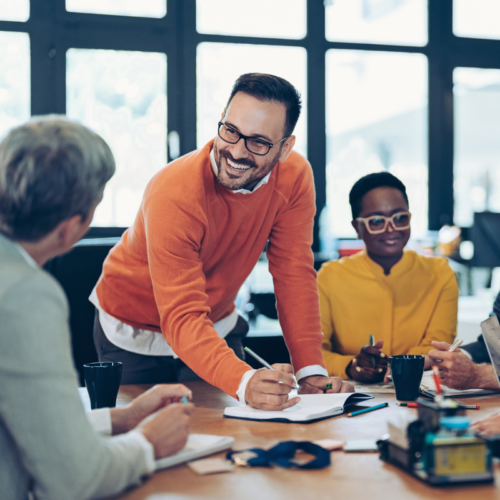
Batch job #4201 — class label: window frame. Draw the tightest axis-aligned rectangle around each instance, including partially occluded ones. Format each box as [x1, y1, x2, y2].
[2, 0, 500, 246]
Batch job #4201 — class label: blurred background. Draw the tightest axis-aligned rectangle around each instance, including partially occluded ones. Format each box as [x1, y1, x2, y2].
[2, 0, 500, 368]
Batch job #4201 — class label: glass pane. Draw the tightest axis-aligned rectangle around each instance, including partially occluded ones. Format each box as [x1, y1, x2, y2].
[325, 0, 427, 46]
[454, 0, 500, 40]
[67, 49, 167, 227]
[0, 31, 30, 138]
[196, 0, 306, 39]
[0, 0, 29, 21]
[454, 68, 500, 227]
[66, 0, 166, 18]
[197, 43, 307, 158]
[324, 50, 428, 240]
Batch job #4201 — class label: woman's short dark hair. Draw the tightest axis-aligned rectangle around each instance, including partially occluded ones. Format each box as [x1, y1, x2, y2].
[349, 172, 409, 219]
[226, 73, 302, 137]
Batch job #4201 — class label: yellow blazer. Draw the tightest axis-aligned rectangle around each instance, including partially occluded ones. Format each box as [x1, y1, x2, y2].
[318, 250, 458, 378]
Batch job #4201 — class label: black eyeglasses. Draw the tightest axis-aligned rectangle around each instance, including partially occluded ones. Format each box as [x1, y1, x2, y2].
[217, 122, 289, 156]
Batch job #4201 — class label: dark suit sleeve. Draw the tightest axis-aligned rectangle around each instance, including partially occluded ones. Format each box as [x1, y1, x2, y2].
[461, 289, 500, 364]
[462, 336, 490, 364]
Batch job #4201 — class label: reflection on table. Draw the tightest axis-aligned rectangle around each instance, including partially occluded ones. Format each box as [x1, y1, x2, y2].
[79, 382, 500, 500]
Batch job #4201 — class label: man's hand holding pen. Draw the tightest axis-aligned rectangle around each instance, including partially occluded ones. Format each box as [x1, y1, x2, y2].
[245, 363, 301, 411]
[244, 346, 355, 410]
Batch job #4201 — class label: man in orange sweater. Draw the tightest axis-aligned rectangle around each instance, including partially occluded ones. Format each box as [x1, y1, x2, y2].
[92, 73, 353, 410]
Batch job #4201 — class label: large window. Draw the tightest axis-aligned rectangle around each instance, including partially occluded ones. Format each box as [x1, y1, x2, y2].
[1, 1, 500, 248]
[0, 0, 29, 22]
[197, 43, 307, 158]
[66, 49, 167, 227]
[325, 50, 428, 238]
[0, 31, 30, 138]
[196, 0, 306, 39]
[453, 0, 500, 40]
[454, 68, 500, 227]
[65, 0, 166, 18]
[325, 0, 427, 46]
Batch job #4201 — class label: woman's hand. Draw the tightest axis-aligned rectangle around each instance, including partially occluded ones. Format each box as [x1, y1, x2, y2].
[139, 403, 194, 459]
[110, 384, 192, 435]
[347, 340, 389, 383]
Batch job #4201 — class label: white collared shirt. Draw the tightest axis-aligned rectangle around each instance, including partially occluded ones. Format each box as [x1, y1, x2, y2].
[209, 148, 271, 194]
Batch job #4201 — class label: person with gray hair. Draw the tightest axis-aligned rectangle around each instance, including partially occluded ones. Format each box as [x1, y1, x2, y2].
[0, 116, 193, 500]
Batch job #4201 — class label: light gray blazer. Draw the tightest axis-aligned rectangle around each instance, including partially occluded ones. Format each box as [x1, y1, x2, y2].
[0, 234, 152, 500]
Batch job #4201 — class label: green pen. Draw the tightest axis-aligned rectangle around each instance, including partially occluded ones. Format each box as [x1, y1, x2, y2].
[325, 383, 332, 390]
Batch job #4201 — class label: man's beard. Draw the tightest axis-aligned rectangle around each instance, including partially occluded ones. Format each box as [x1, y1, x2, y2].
[215, 147, 279, 191]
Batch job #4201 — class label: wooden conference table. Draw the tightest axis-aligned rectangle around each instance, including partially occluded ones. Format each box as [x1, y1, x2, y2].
[81, 382, 500, 500]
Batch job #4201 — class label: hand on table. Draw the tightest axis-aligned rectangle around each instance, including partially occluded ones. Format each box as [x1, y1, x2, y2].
[423, 355, 432, 371]
[347, 340, 388, 383]
[245, 363, 300, 411]
[471, 411, 500, 436]
[138, 402, 194, 459]
[299, 376, 354, 394]
[110, 384, 192, 435]
[428, 341, 480, 390]
[383, 366, 392, 384]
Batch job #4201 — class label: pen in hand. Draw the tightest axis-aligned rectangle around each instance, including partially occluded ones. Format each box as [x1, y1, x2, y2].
[448, 338, 463, 352]
[369, 334, 377, 369]
[433, 338, 463, 363]
[244, 346, 300, 390]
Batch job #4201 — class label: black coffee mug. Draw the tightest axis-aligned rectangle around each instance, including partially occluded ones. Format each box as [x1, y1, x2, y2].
[84, 361, 122, 409]
[390, 355, 425, 401]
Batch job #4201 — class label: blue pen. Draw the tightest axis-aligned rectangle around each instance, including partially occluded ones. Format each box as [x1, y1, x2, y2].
[347, 402, 388, 418]
[181, 396, 189, 404]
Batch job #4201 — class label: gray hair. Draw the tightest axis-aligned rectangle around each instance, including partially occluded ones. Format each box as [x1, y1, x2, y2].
[0, 115, 115, 241]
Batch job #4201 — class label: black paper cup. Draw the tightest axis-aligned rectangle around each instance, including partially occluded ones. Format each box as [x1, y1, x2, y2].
[84, 361, 122, 409]
[390, 355, 425, 401]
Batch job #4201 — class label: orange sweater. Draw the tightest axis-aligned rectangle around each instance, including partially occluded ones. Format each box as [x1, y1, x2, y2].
[96, 140, 325, 398]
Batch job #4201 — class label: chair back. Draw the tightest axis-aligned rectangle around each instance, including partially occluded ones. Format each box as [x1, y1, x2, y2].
[45, 237, 120, 385]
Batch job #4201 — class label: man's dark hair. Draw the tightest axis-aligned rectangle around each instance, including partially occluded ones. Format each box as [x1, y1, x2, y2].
[226, 73, 302, 137]
[349, 172, 409, 219]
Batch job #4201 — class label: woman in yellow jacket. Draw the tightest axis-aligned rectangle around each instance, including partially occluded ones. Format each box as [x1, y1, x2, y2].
[319, 172, 458, 383]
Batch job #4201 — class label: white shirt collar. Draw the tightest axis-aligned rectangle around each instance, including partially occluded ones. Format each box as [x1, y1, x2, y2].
[13, 243, 39, 269]
[209, 148, 270, 195]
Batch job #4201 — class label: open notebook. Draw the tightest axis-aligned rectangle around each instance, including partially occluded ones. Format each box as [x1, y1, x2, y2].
[224, 392, 373, 423]
[419, 371, 498, 398]
[155, 434, 235, 470]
